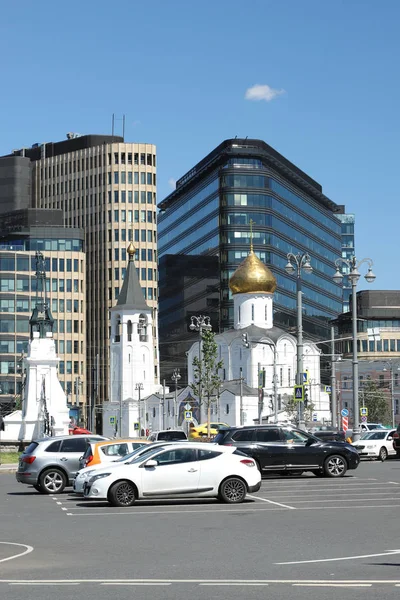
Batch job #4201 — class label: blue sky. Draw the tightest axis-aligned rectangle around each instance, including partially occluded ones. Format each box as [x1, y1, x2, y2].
[0, 0, 398, 289]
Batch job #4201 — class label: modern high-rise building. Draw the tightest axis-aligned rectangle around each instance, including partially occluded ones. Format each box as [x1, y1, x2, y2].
[335, 206, 355, 312]
[0, 208, 85, 416]
[1, 134, 158, 420]
[158, 138, 344, 384]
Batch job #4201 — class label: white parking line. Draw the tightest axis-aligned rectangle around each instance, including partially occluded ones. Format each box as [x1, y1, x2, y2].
[0, 543, 34, 564]
[275, 497, 400, 504]
[101, 583, 171, 586]
[247, 494, 296, 509]
[276, 549, 400, 565]
[293, 583, 372, 588]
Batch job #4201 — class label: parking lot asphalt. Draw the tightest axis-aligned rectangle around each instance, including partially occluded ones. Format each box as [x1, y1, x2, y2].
[1, 459, 400, 600]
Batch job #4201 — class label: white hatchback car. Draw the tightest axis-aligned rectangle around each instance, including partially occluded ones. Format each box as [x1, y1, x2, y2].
[352, 429, 396, 460]
[73, 442, 178, 494]
[83, 442, 261, 506]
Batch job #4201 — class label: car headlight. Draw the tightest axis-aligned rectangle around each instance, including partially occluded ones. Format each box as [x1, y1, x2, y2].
[89, 473, 111, 483]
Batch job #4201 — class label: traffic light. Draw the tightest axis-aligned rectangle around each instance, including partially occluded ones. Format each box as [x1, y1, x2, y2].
[242, 333, 249, 348]
[304, 389, 309, 408]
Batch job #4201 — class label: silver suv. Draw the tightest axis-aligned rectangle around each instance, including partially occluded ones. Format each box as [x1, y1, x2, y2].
[16, 434, 107, 494]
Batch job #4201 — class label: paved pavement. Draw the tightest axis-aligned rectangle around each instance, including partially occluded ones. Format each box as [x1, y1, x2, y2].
[1, 459, 400, 600]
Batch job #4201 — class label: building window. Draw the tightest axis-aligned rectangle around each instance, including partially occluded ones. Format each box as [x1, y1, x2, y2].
[251, 304, 254, 321]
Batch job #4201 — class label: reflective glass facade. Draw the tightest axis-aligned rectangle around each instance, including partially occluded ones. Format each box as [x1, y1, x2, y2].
[0, 234, 86, 413]
[158, 139, 344, 383]
[335, 212, 355, 312]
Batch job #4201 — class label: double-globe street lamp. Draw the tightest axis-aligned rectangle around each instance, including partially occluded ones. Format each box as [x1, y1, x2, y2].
[285, 253, 313, 430]
[333, 256, 376, 441]
[189, 315, 212, 421]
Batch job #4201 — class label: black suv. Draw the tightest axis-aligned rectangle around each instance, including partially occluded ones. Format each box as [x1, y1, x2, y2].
[392, 425, 400, 457]
[214, 425, 360, 477]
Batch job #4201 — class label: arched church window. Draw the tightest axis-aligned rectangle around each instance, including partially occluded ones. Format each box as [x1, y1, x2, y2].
[127, 320, 132, 342]
[152, 407, 156, 418]
[128, 353, 131, 363]
[251, 304, 255, 321]
[265, 304, 267, 321]
[226, 404, 230, 415]
[143, 354, 145, 362]
[138, 314, 148, 341]
[115, 318, 121, 342]
[284, 343, 287, 358]
[238, 306, 241, 323]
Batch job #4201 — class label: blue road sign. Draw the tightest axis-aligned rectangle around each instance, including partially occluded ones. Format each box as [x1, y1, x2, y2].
[294, 385, 304, 401]
[325, 385, 332, 394]
[302, 372, 308, 383]
[341, 408, 349, 417]
[312, 413, 318, 422]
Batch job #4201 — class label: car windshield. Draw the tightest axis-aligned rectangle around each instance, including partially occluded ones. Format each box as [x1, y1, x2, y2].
[127, 446, 168, 465]
[360, 431, 387, 440]
[114, 445, 147, 462]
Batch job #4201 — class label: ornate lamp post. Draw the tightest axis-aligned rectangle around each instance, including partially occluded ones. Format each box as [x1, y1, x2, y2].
[285, 253, 313, 429]
[333, 257, 376, 440]
[189, 315, 212, 421]
[171, 368, 181, 428]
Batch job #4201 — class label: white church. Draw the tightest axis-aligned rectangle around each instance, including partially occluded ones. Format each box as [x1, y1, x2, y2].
[143, 246, 331, 432]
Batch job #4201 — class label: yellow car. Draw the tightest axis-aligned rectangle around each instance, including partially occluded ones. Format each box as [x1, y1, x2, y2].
[189, 422, 229, 439]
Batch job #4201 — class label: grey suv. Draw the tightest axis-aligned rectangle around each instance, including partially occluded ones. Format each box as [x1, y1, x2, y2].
[16, 434, 107, 493]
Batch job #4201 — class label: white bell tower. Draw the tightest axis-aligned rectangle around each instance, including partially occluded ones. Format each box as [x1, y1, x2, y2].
[109, 243, 158, 435]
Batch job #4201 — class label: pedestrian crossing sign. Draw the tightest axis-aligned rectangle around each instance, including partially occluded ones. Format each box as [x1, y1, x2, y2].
[293, 385, 304, 401]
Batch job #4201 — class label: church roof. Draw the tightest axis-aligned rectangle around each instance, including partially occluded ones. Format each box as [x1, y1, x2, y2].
[219, 324, 299, 344]
[221, 381, 258, 396]
[113, 243, 149, 311]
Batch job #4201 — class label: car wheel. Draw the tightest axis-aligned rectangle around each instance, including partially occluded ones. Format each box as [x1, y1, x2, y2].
[108, 480, 136, 507]
[324, 455, 348, 478]
[39, 468, 67, 494]
[379, 447, 388, 461]
[219, 477, 247, 504]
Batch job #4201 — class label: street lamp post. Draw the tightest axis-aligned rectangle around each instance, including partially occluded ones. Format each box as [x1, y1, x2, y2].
[135, 382, 144, 436]
[285, 253, 313, 430]
[382, 361, 400, 428]
[189, 315, 212, 421]
[171, 369, 181, 428]
[333, 256, 376, 441]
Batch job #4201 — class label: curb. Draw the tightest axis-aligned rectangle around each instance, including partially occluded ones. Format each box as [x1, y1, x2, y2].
[0, 469, 17, 474]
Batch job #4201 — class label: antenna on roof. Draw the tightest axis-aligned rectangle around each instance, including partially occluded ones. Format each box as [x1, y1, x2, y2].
[112, 114, 126, 140]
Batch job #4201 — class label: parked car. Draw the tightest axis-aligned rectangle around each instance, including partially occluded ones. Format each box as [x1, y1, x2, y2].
[189, 422, 229, 439]
[393, 425, 400, 457]
[147, 430, 187, 442]
[213, 425, 360, 477]
[69, 425, 92, 435]
[79, 438, 149, 470]
[82, 442, 261, 506]
[16, 434, 107, 493]
[352, 429, 396, 460]
[359, 423, 386, 432]
[309, 427, 346, 442]
[73, 441, 180, 494]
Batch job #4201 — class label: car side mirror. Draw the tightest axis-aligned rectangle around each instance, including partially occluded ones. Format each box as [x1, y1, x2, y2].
[144, 459, 158, 468]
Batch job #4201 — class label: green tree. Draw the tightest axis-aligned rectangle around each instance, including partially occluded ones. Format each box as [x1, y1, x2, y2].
[283, 394, 298, 424]
[190, 330, 224, 437]
[361, 379, 390, 424]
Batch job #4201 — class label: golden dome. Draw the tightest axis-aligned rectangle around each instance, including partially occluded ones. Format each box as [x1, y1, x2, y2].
[127, 242, 135, 257]
[229, 251, 277, 295]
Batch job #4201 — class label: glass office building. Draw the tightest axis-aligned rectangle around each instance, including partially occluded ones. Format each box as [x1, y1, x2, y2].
[158, 139, 344, 383]
[0, 209, 86, 415]
[335, 207, 355, 312]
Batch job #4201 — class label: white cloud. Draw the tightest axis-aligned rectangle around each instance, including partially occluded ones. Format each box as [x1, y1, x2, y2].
[168, 178, 176, 190]
[245, 84, 285, 102]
